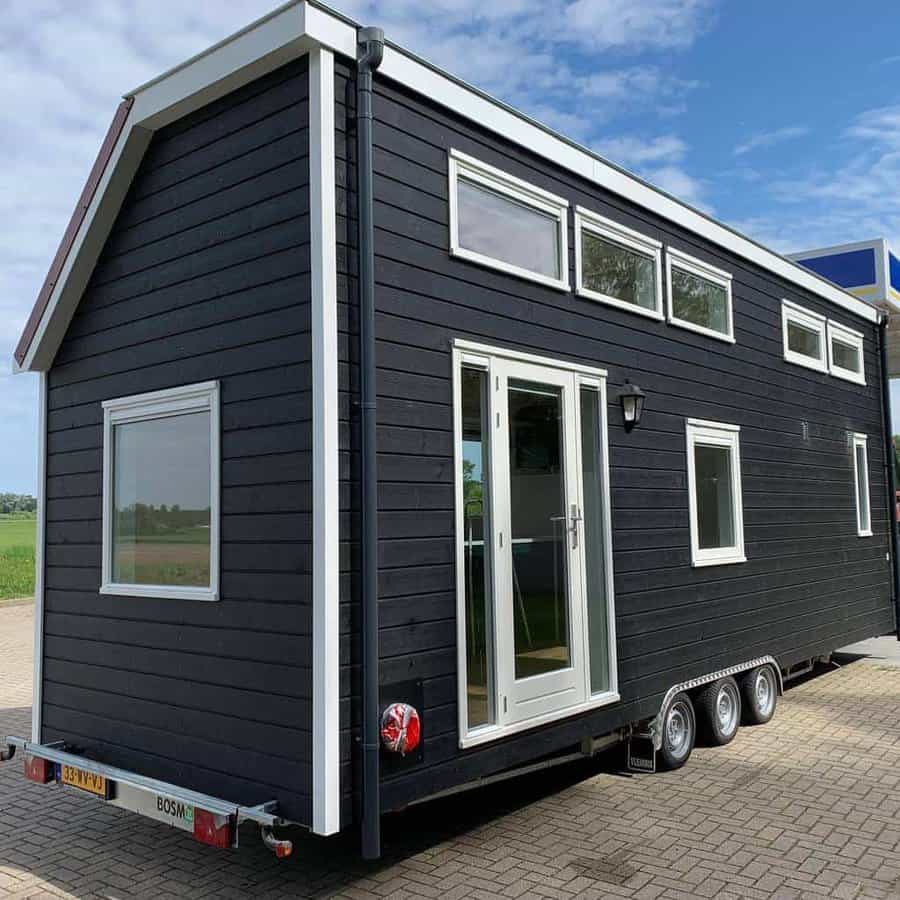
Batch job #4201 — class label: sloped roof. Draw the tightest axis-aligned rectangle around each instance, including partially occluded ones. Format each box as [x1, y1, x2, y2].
[14, 0, 881, 372]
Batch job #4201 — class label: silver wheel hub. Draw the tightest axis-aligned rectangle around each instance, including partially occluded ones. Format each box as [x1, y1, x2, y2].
[716, 685, 738, 734]
[755, 669, 774, 715]
[665, 702, 691, 758]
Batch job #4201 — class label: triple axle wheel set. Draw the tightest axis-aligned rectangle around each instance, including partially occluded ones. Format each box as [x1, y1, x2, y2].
[657, 663, 779, 770]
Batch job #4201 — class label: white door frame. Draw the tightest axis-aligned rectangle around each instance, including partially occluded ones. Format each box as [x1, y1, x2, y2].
[453, 340, 620, 749]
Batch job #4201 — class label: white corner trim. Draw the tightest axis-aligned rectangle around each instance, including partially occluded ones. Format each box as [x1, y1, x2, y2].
[666, 247, 735, 344]
[31, 372, 48, 743]
[100, 380, 220, 603]
[310, 46, 341, 837]
[448, 149, 570, 292]
[574, 206, 664, 320]
[781, 299, 828, 373]
[827, 320, 867, 385]
[685, 418, 746, 568]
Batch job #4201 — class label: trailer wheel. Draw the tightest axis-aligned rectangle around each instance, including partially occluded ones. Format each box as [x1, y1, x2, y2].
[696, 676, 741, 745]
[739, 665, 778, 725]
[658, 692, 696, 770]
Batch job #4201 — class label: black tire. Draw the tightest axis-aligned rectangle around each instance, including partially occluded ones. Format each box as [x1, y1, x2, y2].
[658, 692, 696, 770]
[739, 665, 778, 725]
[695, 676, 741, 746]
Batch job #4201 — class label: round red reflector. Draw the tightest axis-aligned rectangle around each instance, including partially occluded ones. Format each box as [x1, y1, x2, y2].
[380, 702, 421, 755]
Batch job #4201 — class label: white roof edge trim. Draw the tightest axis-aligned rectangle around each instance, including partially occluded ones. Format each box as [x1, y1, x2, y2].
[786, 238, 886, 261]
[18, 1, 883, 373]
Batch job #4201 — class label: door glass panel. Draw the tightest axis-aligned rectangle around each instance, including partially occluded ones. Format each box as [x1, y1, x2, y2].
[695, 444, 736, 549]
[461, 368, 493, 728]
[580, 388, 609, 695]
[508, 379, 570, 679]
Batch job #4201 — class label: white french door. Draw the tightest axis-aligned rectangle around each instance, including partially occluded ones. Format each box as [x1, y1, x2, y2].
[494, 359, 585, 723]
[455, 341, 618, 745]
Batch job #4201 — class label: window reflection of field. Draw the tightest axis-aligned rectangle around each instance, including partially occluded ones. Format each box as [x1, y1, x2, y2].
[113, 527, 210, 586]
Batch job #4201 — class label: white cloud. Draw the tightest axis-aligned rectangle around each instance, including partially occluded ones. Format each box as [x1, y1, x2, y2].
[1, 0, 714, 491]
[733, 105, 900, 254]
[595, 134, 687, 167]
[733, 125, 809, 157]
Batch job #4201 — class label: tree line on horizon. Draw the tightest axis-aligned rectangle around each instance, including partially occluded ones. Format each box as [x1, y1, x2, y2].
[0, 493, 37, 515]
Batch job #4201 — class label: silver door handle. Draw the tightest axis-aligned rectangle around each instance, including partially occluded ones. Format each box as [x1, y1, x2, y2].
[551, 505, 582, 549]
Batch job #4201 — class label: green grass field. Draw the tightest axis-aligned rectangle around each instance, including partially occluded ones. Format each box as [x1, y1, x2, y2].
[0, 516, 36, 601]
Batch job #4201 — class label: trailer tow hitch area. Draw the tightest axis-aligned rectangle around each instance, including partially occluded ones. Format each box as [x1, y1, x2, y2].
[261, 826, 293, 858]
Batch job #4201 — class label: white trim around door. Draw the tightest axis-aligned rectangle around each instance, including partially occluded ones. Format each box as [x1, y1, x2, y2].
[453, 340, 619, 749]
[32, 372, 48, 743]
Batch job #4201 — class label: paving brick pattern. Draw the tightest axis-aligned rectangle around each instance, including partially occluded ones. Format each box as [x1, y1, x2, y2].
[1, 602, 899, 899]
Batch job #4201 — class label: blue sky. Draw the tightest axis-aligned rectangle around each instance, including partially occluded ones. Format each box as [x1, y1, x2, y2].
[5, 0, 900, 493]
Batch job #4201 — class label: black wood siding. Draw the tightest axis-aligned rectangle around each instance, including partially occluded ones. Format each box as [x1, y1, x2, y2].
[335, 60, 896, 815]
[42, 57, 314, 825]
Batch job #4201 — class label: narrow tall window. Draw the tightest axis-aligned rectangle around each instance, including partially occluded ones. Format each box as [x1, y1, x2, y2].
[575, 207, 663, 320]
[101, 382, 220, 601]
[685, 419, 745, 567]
[852, 433, 872, 537]
[667, 247, 734, 342]
[782, 300, 827, 372]
[828, 321, 866, 384]
[449, 149, 569, 290]
[461, 367, 494, 729]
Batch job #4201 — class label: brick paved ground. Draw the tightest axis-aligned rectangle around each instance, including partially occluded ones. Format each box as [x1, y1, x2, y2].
[1, 602, 899, 899]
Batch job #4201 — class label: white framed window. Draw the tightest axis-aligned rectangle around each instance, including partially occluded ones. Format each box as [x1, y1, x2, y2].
[782, 300, 827, 372]
[448, 149, 570, 291]
[453, 340, 618, 748]
[101, 381, 220, 602]
[666, 247, 734, 343]
[574, 207, 663, 320]
[852, 433, 872, 537]
[685, 419, 746, 567]
[828, 321, 866, 384]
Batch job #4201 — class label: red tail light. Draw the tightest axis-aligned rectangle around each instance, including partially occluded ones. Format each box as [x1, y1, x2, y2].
[24, 756, 54, 784]
[193, 809, 234, 849]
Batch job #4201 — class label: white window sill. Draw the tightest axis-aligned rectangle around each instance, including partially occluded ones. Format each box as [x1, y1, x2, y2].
[857, 530, 873, 538]
[459, 690, 620, 749]
[668, 314, 735, 344]
[830, 366, 866, 386]
[100, 583, 219, 602]
[691, 555, 747, 568]
[783, 351, 828, 373]
[576, 286, 664, 321]
[450, 245, 571, 293]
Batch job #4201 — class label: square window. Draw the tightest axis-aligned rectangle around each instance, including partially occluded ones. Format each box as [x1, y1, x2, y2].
[685, 419, 745, 567]
[449, 150, 569, 291]
[782, 300, 827, 372]
[574, 208, 663, 319]
[101, 382, 220, 601]
[828, 322, 865, 384]
[666, 248, 734, 342]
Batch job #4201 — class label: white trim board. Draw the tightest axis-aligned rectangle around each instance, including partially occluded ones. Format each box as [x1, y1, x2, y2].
[15, 1, 882, 372]
[309, 46, 341, 837]
[31, 372, 48, 743]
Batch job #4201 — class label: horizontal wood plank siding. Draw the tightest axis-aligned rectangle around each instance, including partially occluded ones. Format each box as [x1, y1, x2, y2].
[336, 66, 896, 813]
[42, 57, 314, 825]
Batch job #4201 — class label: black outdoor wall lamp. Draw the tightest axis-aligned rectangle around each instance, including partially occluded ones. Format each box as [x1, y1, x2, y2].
[619, 380, 645, 431]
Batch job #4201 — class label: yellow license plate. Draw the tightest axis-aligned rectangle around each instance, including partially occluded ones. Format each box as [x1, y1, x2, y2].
[60, 764, 108, 798]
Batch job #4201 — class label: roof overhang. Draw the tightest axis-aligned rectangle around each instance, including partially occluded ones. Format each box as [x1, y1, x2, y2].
[14, 0, 882, 373]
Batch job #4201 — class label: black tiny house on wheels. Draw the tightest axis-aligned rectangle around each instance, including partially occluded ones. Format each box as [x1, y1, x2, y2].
[6, 0, 899, 858]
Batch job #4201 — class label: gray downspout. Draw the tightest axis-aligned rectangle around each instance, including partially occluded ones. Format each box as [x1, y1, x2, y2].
[878, 314, 900, 639]
[357, 25, 384, 861]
